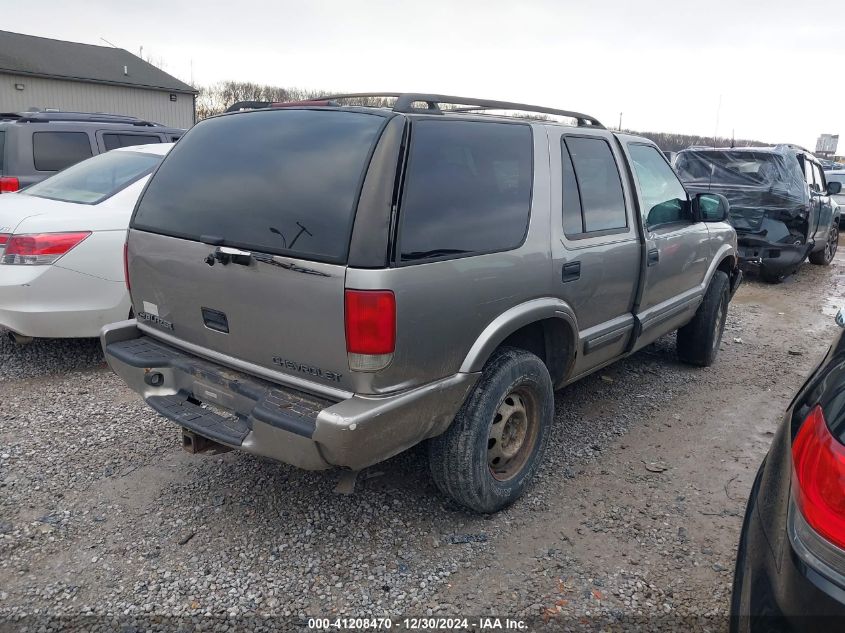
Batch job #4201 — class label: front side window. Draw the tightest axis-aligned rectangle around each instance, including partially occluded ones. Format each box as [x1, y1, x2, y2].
[628, 144, 690, 228]
[561, 136, 627, 235]
[398, 120, 532, 262]
[803, 158, 816, 190]
[812, 163, 826, 192]
[103, 134, 162, 151]
[32, 132, 93, 171]
[23, 150, 161, 204]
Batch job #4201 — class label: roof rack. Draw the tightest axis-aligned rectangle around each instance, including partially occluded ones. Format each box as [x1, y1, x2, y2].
[319, 92, 604, 128]
[224, 99, 341, 113]
[10, 110, 161, 127]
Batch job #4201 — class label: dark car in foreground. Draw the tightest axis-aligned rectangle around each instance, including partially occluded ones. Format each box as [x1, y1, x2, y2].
[675, 145, 841, 283]
[731, 308, 845, 631]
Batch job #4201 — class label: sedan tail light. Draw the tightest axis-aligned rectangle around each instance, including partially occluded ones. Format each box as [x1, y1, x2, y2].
[0, 177, 19, 193]
[345, 289, 395, 371]
[2, 232, 91, 265]
[792, 405, 845, 550]
[0, 233, 9, 256]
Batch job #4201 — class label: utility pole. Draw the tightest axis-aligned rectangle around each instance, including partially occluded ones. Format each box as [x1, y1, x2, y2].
[618, 112, 623, 131]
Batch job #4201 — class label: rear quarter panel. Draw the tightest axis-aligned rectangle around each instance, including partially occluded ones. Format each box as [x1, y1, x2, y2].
[345, 124, 554, 394]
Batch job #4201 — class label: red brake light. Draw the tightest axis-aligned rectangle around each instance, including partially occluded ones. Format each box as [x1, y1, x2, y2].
[792, 405, 845, 550]
[3, 232, 91, 265]
[0, 177, 19, 193]
[345, 289, 396, 360]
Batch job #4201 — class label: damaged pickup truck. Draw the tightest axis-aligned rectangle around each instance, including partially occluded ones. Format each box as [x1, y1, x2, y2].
[674, 145, 841, 282]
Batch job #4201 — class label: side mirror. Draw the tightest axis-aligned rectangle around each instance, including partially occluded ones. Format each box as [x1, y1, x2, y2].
[828, 181, 842, 195]
[694, 192, 730, 222]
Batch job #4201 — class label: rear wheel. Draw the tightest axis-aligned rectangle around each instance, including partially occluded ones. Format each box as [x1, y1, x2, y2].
[677, 270, 729, 367]
[428, 347, 553, 513]
[809, 223, 839, 265]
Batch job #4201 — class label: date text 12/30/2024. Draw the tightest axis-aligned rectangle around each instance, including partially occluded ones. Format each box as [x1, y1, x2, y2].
[308, 618, 528, 630]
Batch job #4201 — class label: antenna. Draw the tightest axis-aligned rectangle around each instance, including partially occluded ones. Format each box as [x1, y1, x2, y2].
[713, 94, 722, 147]
[99, 37, 119, 48]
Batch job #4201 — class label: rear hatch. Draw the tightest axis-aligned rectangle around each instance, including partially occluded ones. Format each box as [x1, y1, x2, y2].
[683, 183, 798, 232]
[128, 108, 390, 394]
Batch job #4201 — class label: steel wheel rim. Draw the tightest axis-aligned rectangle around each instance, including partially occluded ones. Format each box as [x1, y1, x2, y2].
[488, 389, 538, 481]
[829, 226, 839, 261]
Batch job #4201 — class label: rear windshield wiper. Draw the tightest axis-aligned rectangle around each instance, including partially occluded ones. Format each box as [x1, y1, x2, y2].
[402, 248, 471, 261]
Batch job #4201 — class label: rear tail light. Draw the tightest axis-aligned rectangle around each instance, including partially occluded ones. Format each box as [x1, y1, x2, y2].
[0, 233, 9, 256]
[2, 231, 91, 265]
[792, 405, 845, 550]
[0, 177, 19, 193]
[345, 289, 395, 371]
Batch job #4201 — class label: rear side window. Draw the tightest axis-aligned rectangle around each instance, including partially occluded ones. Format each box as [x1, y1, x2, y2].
[133, 109, 386, 264]
[562, 136, 627, 235]
[398, 120, 532, 262]
[33, 131, 93, 171]
[23, 150, 161, 204]
[103, 134, 162, 151]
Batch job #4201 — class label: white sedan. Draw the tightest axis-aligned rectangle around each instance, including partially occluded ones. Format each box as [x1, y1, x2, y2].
[0, 143, 172, 341]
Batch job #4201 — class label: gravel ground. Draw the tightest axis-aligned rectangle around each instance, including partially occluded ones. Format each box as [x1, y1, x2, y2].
[0, 247, 842, 632]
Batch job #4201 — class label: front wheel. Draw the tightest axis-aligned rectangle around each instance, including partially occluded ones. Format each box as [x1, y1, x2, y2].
[808, 223, 839, 265]
[677, 270, 729, 367]
[428, 347, 553, 513]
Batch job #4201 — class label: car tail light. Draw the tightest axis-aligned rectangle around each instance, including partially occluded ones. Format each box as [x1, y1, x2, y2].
[345, 289, 395, 371]
[123, 241, 130, 290]
[792, 405, 845, 550]
[0, 233, 9, 256]
[0, 177, 19, 193]
[2, 231, 91, 265]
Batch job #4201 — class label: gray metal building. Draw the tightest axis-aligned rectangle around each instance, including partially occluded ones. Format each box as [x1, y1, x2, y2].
[0, 30, 196, 128]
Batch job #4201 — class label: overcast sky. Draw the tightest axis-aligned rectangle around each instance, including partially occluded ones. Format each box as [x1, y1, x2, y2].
[8, 0, 843, 149]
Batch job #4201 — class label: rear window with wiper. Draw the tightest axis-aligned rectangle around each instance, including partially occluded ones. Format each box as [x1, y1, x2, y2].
[132, 109, 387, 264]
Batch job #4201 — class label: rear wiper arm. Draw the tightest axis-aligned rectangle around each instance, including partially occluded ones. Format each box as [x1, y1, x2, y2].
[402, 248, 470, 260]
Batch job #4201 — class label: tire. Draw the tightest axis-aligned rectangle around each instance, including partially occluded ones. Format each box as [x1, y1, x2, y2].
[428, 347, 553, 513]
[677, 270, 729, 367]
[808, 222, 839, 265]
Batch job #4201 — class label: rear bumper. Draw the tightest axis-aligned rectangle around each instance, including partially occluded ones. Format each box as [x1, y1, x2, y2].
[101, 321, 477, 470]
[0, 264, 130, 338]
[736, 235, 810, 275]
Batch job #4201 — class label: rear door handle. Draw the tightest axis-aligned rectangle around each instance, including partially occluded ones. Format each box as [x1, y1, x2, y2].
[562, 261, 581, 283]
[647, 248, 660, 266]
